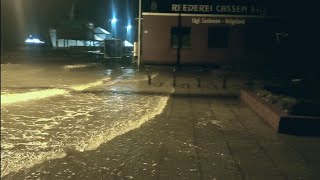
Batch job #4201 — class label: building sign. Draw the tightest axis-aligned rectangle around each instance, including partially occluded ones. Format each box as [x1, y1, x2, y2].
[148, 0, 269, 15]
[172, 4, 266, 15]
[192, 17, 245, 25]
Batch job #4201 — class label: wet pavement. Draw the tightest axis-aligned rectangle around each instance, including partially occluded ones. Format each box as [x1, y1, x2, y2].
[2, 65, 320, 179]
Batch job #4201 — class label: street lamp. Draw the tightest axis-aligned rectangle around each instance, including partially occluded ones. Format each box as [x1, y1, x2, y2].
[109, 18, 118, 38]
[137, 0, 142, 68]
[111, 18, 118, 24]
[125, 24, 133, 43]
[126, 24, 132, 31]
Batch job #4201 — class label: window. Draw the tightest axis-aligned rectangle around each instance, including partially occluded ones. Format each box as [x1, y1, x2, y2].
[208, 27, 229, 48]
[171, 27, 191, 48]
[247, 26, 274, 49]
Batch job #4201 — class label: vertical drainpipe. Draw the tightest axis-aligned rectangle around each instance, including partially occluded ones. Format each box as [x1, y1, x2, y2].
[177, 13, 181, 67]
[137, 0, 142, 68]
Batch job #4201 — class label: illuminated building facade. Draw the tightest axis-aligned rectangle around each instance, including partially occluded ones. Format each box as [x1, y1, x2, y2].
[141, 0, 288, 65]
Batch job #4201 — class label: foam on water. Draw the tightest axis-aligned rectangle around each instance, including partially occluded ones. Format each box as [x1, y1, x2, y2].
[1, 67, 171, 178]
[1, 92, 173, 177]
[70, 77, 111, 91]
[1, 77, 111, 105]
[63, 64, 99, 71]
[75, 92, 172, 152]
[1, 89, 68, 105]
[1, 150, 67, 178]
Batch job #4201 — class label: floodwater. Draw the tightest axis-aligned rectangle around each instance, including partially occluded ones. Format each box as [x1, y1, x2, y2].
[1, 63, 172, 177]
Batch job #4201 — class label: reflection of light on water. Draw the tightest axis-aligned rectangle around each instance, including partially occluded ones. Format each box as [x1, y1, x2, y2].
[1, 150, 67, 178]
[70, 78, 110, 91]
[1, 143, 15, 150]
[1, 91, 174, 177]
[63, 64, 98, 71]
[1, 89, 68, 105]
[1, 68, 173, 178]
[106, 69, 112, 76]
[76, 92, 172, 152]
[1, 78, 111, 105]
[121, 68, 135, 74]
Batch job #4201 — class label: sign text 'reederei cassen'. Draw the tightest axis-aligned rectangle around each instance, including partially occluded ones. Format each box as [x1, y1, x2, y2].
[171, 4, 266, 15]
[149, 0, 268, 15]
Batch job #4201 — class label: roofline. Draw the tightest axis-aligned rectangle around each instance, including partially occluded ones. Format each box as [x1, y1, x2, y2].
[142, 12, 283, 19]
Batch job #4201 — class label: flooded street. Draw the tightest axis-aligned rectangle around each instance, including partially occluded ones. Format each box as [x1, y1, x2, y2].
[2, 62, 320, 180]
[1, 63, 172, 177]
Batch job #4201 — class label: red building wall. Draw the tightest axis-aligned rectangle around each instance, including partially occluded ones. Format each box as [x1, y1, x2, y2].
[142, 13, 282, 65]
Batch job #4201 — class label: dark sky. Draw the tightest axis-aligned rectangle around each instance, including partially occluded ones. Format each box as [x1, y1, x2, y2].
[1, 0, 309, 51]
[1, 0, 138, 50]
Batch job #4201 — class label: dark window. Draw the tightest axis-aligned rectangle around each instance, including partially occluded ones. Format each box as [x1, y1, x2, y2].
[247, 27, 274, 49]
[171, 27, 191, 48]
[208, 27, 229, 48]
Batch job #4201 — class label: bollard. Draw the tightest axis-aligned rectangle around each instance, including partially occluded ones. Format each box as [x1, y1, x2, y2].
[197, 77, 201, 88]
[246, 75, 254, 89]
[173, 68, 176, 87]
[147, 68, 152, 85]
[222, 75, 227, 89]
[149, 69, 152, 85]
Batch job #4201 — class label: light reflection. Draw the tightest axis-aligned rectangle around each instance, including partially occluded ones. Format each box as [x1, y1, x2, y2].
[1, 78, 111, 105]
[126, 24, 132, 31]
[123, 40, 134, 47]
[70, 78, 109, 91]
[106, 69, 113, 76]
[1, 67, 174, 177]
[111, 18, 118, 24]
[1, 89, 67, 105]
[25, 37, 45, 44]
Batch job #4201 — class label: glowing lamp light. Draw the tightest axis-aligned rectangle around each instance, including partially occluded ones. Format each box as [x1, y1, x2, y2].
[111, 18, 118, 24]
[25, 36, 45, 44]
[126, 24, 132, 31]
[124, 40, 134, 47]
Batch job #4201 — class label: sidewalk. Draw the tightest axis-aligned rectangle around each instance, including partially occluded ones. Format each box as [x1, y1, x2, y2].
[5, 67, 320, 180]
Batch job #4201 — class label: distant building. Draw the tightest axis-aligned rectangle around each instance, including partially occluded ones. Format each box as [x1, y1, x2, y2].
[49, 21, 112, 48]
[49, 1, 112, 48]
[141, 0, 289, 65]
[48, 2, 134, 58]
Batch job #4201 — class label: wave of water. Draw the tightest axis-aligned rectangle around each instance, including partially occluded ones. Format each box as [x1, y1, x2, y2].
[1, 77, 112, 105]
[1, 65, 172, 177]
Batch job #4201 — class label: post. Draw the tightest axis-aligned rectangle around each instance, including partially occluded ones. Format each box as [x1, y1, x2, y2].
[177, 13, 181, 66]
[173, 68, 176, 87]
[147, 68, 152, 85]
[246, 75, 254, 89]
[197, 77, 201, 88]
[222, 75, 227, 89]
[137, 0, 142, 68]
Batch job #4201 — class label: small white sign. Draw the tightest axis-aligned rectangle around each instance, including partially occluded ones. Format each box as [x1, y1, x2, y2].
[192, 18, 245, 25]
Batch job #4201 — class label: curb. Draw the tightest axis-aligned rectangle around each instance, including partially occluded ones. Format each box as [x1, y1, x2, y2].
[240, 89, 320, 135]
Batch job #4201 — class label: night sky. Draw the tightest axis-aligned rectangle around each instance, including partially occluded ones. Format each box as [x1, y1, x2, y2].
[1, 0, 139, 50]
[0, 0, 312, 52]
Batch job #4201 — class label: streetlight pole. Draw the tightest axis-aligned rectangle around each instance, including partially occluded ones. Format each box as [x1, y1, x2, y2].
[137, 0, 142, 68]
[110, 18, 118, 39]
